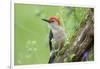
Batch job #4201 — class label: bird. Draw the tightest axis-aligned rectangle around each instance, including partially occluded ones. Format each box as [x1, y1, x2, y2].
[42, 16, 66, 63]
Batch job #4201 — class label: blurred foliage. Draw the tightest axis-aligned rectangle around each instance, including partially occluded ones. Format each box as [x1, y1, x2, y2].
[14, 4, 92, 65]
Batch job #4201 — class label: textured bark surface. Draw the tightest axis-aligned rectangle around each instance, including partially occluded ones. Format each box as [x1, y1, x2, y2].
[54, 8, 94, 63]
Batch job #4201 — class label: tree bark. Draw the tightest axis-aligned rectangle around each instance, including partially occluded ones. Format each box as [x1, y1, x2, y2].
[54, 8, 94, 62]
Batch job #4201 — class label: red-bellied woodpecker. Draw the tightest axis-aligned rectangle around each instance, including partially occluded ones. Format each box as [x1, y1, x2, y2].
[42, 16, 66, 63]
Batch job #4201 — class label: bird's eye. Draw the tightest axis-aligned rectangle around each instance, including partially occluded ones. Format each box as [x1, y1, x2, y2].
[51, 21, 54, 22]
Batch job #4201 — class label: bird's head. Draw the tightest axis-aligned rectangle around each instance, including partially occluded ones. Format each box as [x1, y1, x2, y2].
[42, 16, 61, 30]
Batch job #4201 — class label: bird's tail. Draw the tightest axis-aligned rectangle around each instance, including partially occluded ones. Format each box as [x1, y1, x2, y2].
[48, 51, 56, 63]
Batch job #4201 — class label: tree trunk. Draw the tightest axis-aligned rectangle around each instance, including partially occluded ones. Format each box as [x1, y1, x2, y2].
[54, 8, 94, 63]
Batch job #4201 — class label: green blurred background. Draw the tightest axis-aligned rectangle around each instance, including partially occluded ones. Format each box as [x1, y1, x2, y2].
[14, 3, 90, 65]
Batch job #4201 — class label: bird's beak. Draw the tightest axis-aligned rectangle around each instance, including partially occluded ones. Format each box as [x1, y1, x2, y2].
[42, 19, 50, 23]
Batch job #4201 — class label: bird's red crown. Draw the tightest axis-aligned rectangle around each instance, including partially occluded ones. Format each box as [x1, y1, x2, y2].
[49, 16, 60, 26]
